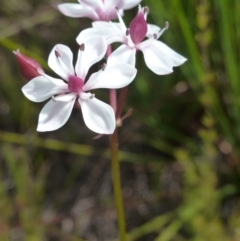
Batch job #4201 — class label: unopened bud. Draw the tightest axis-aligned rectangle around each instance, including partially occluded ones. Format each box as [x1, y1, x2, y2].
[13, 49, 42, 81]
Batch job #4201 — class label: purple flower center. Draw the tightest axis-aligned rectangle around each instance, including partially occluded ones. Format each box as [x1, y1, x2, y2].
[129, 10, 148, 45]
[68, 75, 84, 94]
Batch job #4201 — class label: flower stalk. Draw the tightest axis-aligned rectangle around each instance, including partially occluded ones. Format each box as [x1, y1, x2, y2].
[109, 129, 126, 241]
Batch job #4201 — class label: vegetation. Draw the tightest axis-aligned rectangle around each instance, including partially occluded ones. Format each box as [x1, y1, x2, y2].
[1, 0, 240, 240]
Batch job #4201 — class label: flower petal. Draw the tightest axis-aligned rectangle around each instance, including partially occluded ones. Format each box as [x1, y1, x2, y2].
[58, 3, 98, 20]
[152, 41, 187, 66]
[37, 98, 75, 132]
[77, 23, 125, 45]
[139, 40, 187, 75]
[83, 62, 137, 91]
[119, 0, 142, 10]
[75, 36, 107, 80]
[80, 0, 102, 9]
[22, 76, 67, 102]
[79, 97, 115, 134]
[107, 45, 136, 67]
[48, 44, 75, 81]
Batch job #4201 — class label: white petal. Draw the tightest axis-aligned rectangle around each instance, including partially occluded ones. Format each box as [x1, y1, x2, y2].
[22, 76, 67, 102]
[83, 63, 137, 91]
[80, 0, 102, 9]
[107, 45, 136, 66]
[37, 98, 75, 132]
[139, 40, 187, 75]
[119, 0, 142, 10]
[48, 44, 75, 81]
[104, 0, 121, 9]
[58, 3, 98, 20]
[79, 97, 115, 134]
[146, 24, 161, 38]
[152, 41, 187, 66]
[75, 36, 107, 80]
[77, 23, 125, 45]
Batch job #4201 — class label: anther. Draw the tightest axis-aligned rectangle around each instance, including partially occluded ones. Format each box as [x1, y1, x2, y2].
[165, 22, 169, 30]
[126, 28, 130, 36]
[101, 63, 107, 71]
[144, 6, 149, 15]
[37, 68, 45, 75]
[55, 50, 60, 58]
[90, 94, 95, 99]
[153, 33, 157, 39]
[79, 43, 85, 51]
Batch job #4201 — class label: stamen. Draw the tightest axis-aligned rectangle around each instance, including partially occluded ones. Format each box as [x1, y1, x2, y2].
[101, 63, 107, 71]
[144, 6, 149, 15]
[79, 43, 85, 51]
[55, 50, 60, 58]
[90, 94, 95, 99]
[115, 7, 127, 32]
[37, 68, 45, 75]
[126, 28, 130, 36]
[165, 21, 169, 30]
[156, 22, 169, 39]
[153, 33, 157, 39]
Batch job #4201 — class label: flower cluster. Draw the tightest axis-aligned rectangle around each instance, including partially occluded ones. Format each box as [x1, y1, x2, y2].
[15, 0, 186, 134]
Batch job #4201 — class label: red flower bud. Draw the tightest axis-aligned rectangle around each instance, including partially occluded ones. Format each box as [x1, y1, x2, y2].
[13, 49, 42, 81]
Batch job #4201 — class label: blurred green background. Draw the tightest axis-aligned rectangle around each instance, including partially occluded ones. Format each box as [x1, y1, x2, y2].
[1, 0, 240, 240]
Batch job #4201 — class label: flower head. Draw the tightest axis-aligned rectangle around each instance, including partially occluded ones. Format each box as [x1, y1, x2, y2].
[14, 50, 43, 81]
[21, 37, 137, 133]
[77, 6, 187, 75]
[58, 0, 142, 21]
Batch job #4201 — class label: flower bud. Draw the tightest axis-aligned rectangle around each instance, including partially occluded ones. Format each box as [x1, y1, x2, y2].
[13, 49, 42, 81]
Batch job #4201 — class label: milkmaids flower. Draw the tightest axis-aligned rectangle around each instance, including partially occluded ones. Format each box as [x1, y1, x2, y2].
[58, 0, 141, 21]
[77, 6, 187, 75]
[21, 37, 137, 133]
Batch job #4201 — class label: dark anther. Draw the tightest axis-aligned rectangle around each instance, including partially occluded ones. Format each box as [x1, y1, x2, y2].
[153, 33, 157, 39]
[55, 50, 60, 58]
[80, 43, 85, 51]
[126, 28, 130, 36]
[101, 63, 107, 71]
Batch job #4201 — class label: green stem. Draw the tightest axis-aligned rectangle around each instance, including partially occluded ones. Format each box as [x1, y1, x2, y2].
[109, 129, 126, 241]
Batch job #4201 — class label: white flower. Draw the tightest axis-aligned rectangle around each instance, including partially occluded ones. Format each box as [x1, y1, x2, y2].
[22, 37, 137, 133]
[76, 6, 187, 75]
[58, 0, 142, 21]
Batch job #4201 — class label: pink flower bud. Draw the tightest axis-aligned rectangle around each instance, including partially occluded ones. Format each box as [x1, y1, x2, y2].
[129, 8, 148, 45]
[13, 50, 42, 81]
